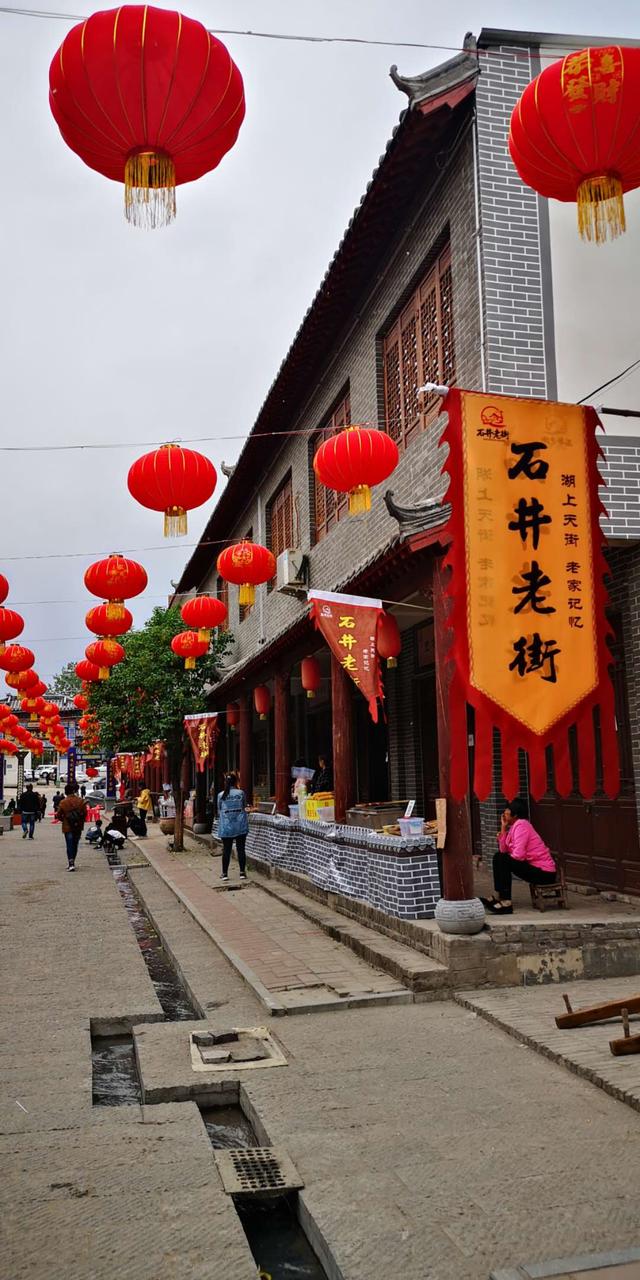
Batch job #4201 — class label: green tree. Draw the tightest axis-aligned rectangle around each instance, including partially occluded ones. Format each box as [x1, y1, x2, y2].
[88, 606, 232, 850]
[49, 661, 81, 700]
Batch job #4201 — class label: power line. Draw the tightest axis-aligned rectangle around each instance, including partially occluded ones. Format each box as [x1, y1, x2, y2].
[579, 357, 640, 405]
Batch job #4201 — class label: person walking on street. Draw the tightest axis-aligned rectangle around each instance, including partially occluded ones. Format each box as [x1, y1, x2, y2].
[39, 792, 47, 822]
[52, 790, 63, 816]
[216, 772, 249, 882]
[18, 784, 40, 840]
[56, 784, 87, 872]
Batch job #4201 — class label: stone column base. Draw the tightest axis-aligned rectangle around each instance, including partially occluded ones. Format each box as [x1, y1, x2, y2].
[435, 896, 486, 935]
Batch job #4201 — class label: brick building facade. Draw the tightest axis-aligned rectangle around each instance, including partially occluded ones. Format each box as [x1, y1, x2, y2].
[174, 28, 640, 899]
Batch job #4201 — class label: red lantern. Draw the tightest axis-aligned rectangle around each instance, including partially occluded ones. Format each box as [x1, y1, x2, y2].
[85, 604, 133, 638]
[128, 445, 217, 538]
[5, 669, 39, 693]
[254, 685, 271, 720]
[0, 574, 8, 606]
[41, 701, 60, 720]
[84, 555, 147, 622]
[313, 426, 399, 515]
[2, 714, 19, 733]
[376, 613, 402, 669]
[217, 542, 276, 607]
[75, 660, 102, 684]
[181, 594, 228, 642]
[226, 701, 240, 729]
[86, 766, 99, 779]
[0, 739, 17, 755]
[509, 45, 640, 243]
[49, 6, 245, 229]
[0, 608, 23, 653]
[86, 639, 125, 680]
[73, 693, 89, 711]
[301, 656, 321, 699]
[21, 696, 45, 722]
[171, 630, 209, 670]
[0, 644, 34, 674]
[0, 704, 13, 720]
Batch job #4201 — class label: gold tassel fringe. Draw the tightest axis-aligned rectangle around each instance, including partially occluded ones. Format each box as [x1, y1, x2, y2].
[164, 505, 188, 537]
[387, 657, 398, 669]
[30, 712, 37, 721]
[259, 713, 267, 721]
[306, 690, 315, 699]
[239, 583, 256, 607]
[106, 601, 125, 621]
[577, 174, 625, 244]
[197, 628, 211, 644]
[124, 151, 176, 231]
[185, 657, 196, 670]
[348, 484, 371, 516]
[98, 667, 109, 680]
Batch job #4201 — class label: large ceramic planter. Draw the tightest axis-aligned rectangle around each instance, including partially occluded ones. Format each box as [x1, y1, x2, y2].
[435, 896, 486, 935]
[159, 818, 175, 836]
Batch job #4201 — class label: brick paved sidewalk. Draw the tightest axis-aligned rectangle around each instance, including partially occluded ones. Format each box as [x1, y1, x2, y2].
[140, 837, 409, 1012]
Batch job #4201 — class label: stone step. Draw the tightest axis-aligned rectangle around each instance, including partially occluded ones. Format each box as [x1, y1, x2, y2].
[249, 869, 449, 993]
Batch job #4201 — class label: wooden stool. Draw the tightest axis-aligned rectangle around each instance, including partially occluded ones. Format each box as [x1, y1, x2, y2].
[529, 857, 569, 911]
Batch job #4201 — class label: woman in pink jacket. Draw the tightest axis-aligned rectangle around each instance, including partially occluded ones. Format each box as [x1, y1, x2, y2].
[484, 798, 557, 915]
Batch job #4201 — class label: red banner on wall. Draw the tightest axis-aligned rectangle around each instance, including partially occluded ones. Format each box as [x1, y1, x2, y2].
[148, 740, 166, 766]
[441, 387, 618, 802]
[184, 712, 219, 773]
[308, 590, 384, 722]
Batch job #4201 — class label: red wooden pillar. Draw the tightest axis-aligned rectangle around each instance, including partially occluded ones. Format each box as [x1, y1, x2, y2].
[432, 553, 474, 900]
[331, 653, 355, 823]
[239, 692, 253, 802]
[274, 670, 291, 815]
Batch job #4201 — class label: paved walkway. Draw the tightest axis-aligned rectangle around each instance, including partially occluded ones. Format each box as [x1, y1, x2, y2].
[139, 835, 411, 1012]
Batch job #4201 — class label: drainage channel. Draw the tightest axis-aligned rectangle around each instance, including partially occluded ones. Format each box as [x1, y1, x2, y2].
[200, 1105, 329, 1280]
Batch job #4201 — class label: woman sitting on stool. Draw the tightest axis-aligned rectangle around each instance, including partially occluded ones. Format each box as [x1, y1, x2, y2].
[484, 798, 557, 915]
[217, 772, 249, 883]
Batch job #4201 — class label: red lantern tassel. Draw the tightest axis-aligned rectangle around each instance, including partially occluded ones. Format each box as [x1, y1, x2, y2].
[106, 601, 125, 622]
[185, 657, 196, 671]
[124, 151, 176, 231]
[98, 667, 109, 680]
[239, 584, 255, 607]
[348, 484, 371, 516]
[164, 505, 188, 538]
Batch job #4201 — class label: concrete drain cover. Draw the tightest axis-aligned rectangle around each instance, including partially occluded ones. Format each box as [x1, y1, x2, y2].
[190, 1026, 287, 1074]
[215, 1147, 303, 1196]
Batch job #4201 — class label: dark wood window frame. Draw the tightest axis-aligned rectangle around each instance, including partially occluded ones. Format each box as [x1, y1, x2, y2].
[311, 391, 351, 544]
[382, 243, 455, 450]
[266, 473, 294, 590]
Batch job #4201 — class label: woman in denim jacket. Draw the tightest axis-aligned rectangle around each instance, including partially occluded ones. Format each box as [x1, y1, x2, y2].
[217, 772, 249, 882]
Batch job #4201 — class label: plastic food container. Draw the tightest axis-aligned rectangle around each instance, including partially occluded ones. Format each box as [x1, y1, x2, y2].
[288, 805, 299, 819]
[317, 806, 335, 823]
[398, 817, 424, 838]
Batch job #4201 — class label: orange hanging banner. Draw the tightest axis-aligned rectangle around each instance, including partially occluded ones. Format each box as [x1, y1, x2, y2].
[184, 712, 219, 773]
[308, 590, 384, 722]
[442, 388, 618, 801]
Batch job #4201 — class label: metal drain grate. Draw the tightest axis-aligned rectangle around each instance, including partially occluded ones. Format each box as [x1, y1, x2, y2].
[215, 1147, 304, 1196]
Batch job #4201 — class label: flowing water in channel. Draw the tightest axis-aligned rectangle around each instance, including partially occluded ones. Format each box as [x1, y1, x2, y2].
[92, 1035, 141, 1106]
[112, 867, 201, 1021]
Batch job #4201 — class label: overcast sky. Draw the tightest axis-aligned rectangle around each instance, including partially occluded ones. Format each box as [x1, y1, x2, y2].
[1, 0, 639, 682]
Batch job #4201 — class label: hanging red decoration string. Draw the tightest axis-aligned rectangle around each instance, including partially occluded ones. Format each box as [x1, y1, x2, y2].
[313, 426, 399, 516]
[217, 541, 276, 607]
[49, 6, 245, 229]
[300, 656, 321, 698]
[376, 612, 402, 668]
[128, 445, 218, 538]
[180, 594, 228, 642]
[509, 45, 640, 243]
[84, 555, 147, 622]
[171, 630, 209, 670]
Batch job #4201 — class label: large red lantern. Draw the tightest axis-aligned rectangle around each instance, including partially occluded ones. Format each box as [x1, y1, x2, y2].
[75, 660, 102, 684]
[86, 766, 99, 779]
[217, 542, 276, 608]
[0, 739, 18, 756]
[376, 612, 402, 669]
[0, 704, 13, 720]
[2, 714, 19, 733]
[128, 445, 217, 537]
[85, 604, 133, 638]
[73, 693, 89, 711]
[301, 656, 321, 699]
[0, 574, 8, 606]
[226, 701, 240, 729]
[313, 426, 399, 516]
[509, 45, 640, 243]
[0, 608, 24, 653]
[0, 644, 34, 674]
[84, 555, 147, 622]
[21, 696, 45, 722]
[5, 670, 39, 694]
[171, 630, 209, 670]
[86, 639, 125, 680]
[49, 6, 245, 229]
[254, 685, 271, 720]
[181, 594, 227, 642]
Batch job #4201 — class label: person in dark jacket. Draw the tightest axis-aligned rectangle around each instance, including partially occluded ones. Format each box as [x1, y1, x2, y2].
[39, 793, 47, 821]
[309, 754, 333, 796]
[216, 773, 249, 882]
[18, 784, 40, 840]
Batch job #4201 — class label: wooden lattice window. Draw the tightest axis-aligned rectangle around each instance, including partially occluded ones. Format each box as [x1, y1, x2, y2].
[312, 393, 351, 543]
[383, 245, 454, 449]
[216, 575, 229, 633]
[267, 476, 294, 592]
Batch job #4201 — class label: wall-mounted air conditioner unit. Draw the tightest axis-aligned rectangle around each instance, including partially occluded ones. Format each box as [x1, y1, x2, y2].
[276, 549, 308, 596]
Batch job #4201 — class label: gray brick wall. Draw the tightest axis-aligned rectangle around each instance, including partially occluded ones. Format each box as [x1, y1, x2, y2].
[599, 437, 640, 539]
[199, 131, 482, 667]
[475, 43, 554, 398]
